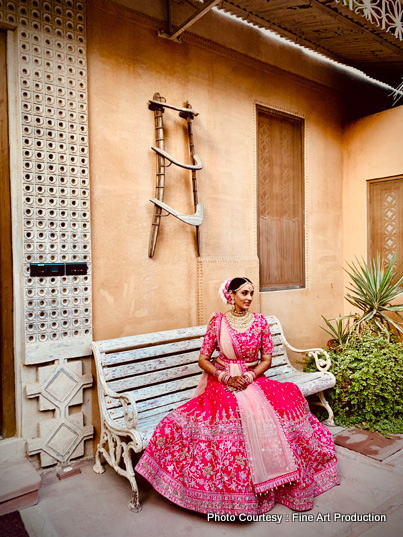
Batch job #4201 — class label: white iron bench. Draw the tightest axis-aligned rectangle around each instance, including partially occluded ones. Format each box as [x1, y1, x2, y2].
[92, 315, 335, 512]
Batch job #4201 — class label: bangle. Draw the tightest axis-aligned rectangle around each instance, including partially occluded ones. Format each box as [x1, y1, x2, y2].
[213, 369, 221, 380]
[218, 372, 230, 385]
[243, 372, 254, 385]
[243, 370, 257, 385]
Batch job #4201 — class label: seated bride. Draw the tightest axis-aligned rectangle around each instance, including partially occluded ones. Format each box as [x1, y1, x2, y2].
[135, 276, 339, 514]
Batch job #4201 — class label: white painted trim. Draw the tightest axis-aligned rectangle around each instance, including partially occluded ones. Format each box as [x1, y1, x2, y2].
[7, 28, 24, 438]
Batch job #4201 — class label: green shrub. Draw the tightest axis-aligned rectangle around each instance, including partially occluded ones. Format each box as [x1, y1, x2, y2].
[304, 330, 403, 434]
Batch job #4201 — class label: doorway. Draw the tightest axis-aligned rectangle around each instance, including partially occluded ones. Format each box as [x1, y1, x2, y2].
[0, 29, 16, 438]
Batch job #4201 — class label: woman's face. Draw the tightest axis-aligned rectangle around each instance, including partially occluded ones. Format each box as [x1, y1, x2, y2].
[230, 284, 254, 312]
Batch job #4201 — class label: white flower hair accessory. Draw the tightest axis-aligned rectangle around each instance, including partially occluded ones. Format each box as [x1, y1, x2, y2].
[218, 279, 233, 304]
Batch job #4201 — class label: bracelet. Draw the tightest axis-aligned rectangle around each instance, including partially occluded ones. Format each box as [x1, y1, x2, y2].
[243, 370, 257, 385]
[218, 372, 231, 385]
[213, 369, 221, 380]
[243, 372, 254, 385]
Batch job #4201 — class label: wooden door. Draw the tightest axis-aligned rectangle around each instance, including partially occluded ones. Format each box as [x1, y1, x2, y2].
[0, 30, 16, 438]
[257, 107, 305, 290]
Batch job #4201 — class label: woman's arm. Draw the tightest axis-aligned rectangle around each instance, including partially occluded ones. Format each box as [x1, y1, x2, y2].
[198, 353, 217, 376]
[253, 354, 272, 377]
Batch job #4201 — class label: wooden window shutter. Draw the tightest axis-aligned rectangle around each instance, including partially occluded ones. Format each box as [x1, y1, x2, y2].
[257, 107, 305, 290]
[368, 177, 403, 274]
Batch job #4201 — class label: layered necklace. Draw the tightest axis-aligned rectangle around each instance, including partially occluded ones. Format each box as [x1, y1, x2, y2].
[225, 309, 254, 331]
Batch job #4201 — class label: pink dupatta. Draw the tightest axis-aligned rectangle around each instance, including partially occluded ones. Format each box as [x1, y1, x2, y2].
[195, 314, 299, 494]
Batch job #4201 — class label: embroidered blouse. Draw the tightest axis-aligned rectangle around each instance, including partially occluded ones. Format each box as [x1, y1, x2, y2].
[200, 312, 274, 362]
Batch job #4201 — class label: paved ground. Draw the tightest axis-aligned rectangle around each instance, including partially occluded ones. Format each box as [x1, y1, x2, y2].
[20, 427, 403, 537]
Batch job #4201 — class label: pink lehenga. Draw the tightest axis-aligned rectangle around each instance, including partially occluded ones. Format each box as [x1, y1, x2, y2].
[135, 313, 339, 514]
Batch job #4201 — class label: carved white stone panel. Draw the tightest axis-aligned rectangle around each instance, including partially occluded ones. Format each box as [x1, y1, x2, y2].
[25, 358, 93, 467]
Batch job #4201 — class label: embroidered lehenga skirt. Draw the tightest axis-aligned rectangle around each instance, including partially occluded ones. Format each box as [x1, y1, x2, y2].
[135, 313, 339, 515]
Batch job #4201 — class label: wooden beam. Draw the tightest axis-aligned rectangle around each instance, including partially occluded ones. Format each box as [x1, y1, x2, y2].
[160, 0, 221, 41]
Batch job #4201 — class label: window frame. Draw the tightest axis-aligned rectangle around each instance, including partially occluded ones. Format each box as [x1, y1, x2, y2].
[367, 174, 403, 272]
[256, 105, 306, 292]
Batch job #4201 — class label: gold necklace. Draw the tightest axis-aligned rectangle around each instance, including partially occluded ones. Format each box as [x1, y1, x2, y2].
[231, 308, 247, 317]
[225, 310, 254, 331]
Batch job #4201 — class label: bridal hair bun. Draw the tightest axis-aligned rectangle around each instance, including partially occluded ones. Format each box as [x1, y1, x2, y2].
[218, 279, 233, 304]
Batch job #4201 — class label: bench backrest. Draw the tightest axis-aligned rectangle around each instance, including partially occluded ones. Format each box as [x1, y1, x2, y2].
[93, 316, 293, 429]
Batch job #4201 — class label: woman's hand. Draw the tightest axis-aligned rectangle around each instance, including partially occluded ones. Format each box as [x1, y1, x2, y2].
[227, 375, 248, 391]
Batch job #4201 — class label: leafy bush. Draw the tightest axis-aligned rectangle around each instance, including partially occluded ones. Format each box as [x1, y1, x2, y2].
[304, 330, 403, 434]
[320, 314, 353, 346]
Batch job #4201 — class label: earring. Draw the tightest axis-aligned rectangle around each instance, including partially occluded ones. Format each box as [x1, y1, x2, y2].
[231, 298, 235, 305]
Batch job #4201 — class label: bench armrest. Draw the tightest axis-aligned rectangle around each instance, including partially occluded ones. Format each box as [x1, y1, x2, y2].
[282, 338, 332, 372]
[92, 342, 139, 430]
[120, 392, 138, 429]
[100, 385, 139, 430]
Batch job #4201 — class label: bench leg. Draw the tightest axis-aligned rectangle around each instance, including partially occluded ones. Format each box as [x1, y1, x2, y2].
[124, 449, 142, 512]
[128, 491, 142, 513]
[315, 390, 335, 426]
[92, 427, 142, 512]
[93, 444, 106, 474]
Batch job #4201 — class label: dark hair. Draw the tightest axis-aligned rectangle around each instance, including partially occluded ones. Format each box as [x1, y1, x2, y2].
[228, 277, 253, 293]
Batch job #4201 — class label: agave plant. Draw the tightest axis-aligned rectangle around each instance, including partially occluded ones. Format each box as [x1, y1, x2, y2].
[320, 315, 353, 347]
[344, 253, 403, 336]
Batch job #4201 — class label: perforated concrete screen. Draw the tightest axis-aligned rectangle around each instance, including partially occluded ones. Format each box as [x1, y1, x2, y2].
[1, 0, 92, 353]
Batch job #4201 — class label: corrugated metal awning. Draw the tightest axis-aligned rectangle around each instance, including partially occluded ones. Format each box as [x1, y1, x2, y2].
[218, 0, 403, 87]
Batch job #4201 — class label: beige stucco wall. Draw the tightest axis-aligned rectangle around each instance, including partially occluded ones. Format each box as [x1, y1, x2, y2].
[87, 0, 345, 352]
[342, 105, 403, 314]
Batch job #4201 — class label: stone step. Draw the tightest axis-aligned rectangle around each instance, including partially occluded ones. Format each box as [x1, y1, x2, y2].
[0, 458, 42, 516]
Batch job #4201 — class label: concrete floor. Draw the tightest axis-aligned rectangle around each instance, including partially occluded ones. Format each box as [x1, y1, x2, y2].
[20, 430, 403, 537]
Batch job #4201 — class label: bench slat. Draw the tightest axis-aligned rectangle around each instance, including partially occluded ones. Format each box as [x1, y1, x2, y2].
[139, 400, 186, 422]
[102, 338, 204, 366]
[271, 335, 282, 346]
[270, 354, 288, 367]
[276, 371, 321, 383]
[282, 371, 332, 386]
[104, 350, 200, 380]
[136, 387, 196, 413]
[108, 388, 196, 417]
[114, 414, 166, 433]
[96, 326, 208, 353]
[106, 362, 201, 393]
[106, 374, 202, 408]
[138, 405, 181, 422]
[139, 412, 175, 431]
[268, 323, 281, 336]
[266, 364, 295, 378]
[109, 398, 186, 422]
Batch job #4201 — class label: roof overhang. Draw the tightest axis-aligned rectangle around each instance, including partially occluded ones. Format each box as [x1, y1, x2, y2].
[160, 0, 402, 87]
[218, 0, 403, 88]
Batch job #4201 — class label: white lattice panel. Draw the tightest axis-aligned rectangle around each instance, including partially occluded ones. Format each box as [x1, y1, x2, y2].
[1, 0, 92, 356]
[336, 0, 403, 41]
